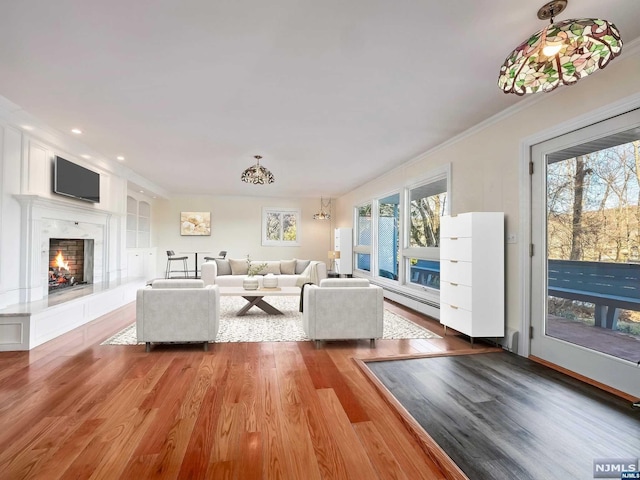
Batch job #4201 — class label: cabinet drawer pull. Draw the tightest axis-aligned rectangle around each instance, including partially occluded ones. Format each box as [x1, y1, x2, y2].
[450, 237, 458, 240]
[450, 305, 459, 310]
[450, 282, 458, 286]
[450, 260, 458, 263]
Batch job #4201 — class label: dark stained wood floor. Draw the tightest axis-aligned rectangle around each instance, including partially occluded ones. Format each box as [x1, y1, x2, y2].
[364, 351, 640, 480]
[0, 300, 478, 479]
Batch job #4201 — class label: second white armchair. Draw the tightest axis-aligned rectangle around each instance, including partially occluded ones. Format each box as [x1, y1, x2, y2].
[302, 278, 384, 347]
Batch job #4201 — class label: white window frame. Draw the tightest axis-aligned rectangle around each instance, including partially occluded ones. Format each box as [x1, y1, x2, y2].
[261, 207, 301, 246]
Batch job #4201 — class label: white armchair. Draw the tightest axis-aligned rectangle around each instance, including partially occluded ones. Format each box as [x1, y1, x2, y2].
[302, 278, 384, 347]
[136, 279, 220, 352]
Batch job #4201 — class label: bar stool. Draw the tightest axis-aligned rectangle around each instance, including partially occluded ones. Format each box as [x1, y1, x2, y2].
[203, 250, 227, 262]
[165, 250, 189, 278]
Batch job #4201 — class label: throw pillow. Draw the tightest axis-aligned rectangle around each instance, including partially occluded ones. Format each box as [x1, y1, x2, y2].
[249, 261, 268, 275]
[280, 259, 296, 275]
[295, 259, 311, 274]
[215, 258, 231, 276]
[262, 261, 281, 275]
[228, 258, 249, 275]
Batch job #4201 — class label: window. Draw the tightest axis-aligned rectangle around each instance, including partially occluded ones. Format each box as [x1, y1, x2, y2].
[404, 173, 448, 290]
[262, 208, 300, 246]
[354, 203, 371, 272]
[351, 164, 450, 295]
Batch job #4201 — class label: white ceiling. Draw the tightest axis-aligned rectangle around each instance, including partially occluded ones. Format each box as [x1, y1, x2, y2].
[0, 0, 638, 198]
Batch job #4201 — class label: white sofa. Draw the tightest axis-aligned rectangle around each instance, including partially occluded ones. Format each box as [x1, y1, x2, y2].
[136, 279, 220, 352]
[201, 258, 327, 288]
[302, 278, 384, 347]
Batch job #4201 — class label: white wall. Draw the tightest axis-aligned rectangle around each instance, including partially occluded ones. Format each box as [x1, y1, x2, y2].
[336, 43, 640, 336]
[153, 195, 335, 275]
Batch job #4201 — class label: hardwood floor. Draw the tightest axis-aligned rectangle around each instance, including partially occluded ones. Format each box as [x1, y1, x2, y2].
[0, 300, 474, 479]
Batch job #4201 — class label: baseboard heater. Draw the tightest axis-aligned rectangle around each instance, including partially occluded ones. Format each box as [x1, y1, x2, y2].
[368, 279, 440, 310]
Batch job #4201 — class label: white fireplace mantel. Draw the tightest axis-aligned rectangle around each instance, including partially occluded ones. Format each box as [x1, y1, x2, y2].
[14, 194, 116, 304]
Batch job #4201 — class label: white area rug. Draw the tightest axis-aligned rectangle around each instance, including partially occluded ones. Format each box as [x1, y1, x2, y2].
[102, 295, 440, 345]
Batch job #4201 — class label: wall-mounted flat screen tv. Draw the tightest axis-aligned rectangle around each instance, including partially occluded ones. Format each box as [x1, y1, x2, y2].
[53, 156, 100, 203]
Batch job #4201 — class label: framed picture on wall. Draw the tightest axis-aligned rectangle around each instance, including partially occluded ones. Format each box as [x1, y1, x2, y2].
[180, 212, 211, 236]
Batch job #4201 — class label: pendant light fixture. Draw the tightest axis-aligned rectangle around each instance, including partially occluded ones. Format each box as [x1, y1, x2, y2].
[241, 155, 274, 185]
[313, 197, 331, 220]
[498, 0, 622, 95]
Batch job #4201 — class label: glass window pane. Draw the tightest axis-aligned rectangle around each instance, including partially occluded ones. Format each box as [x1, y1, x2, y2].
[378, 193, 400, 279]
[408, 258, 440, 290]
[356, 253, 370, 272]
[409, 179, 447, 248]
[283, 213, 297, 241]
[266, 212, 282, 241]
[357, 204, 372, 247]
[546, 136, 640, 362]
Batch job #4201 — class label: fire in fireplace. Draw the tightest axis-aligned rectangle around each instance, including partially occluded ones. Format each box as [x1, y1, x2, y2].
[48, 239, 94, 293]
[49, 251, 79, 290]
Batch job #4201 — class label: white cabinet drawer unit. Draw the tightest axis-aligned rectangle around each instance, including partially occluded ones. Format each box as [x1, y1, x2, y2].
[440, 212, 505, 344]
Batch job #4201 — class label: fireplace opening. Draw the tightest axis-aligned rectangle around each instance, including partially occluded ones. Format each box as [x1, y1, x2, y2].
[48, 239, 95, 293]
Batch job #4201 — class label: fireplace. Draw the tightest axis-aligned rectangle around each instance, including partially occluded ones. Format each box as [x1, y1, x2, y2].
[48, 239, 95, 293]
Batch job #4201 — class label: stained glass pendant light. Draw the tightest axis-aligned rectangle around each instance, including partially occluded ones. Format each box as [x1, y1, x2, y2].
[241, 155, 274, 184]
[498, 0, 622, 95]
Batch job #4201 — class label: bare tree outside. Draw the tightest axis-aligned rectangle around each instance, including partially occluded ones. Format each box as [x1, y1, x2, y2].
[410, 192, 446, 248]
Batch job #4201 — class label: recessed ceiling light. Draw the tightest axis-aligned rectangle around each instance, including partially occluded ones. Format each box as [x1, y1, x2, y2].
[22, 125, 34, 131]
[139, 190, 144, 194]
[116, 156, 125, 161]
[71, 128, 82, 134]
[81, 154, 91, 159]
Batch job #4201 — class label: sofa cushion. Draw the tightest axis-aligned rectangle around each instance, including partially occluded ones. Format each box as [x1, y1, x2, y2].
[229, 258, 249, 275]
[215, 258, 232, 276]
[280, 259, 296, 275]
[320, 278, 369, 288]
[152, 279, 204, 289]
[295, 259, 311, 274]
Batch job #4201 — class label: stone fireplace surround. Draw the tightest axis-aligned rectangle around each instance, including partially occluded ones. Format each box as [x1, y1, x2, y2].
[0, 195, 144, 351]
